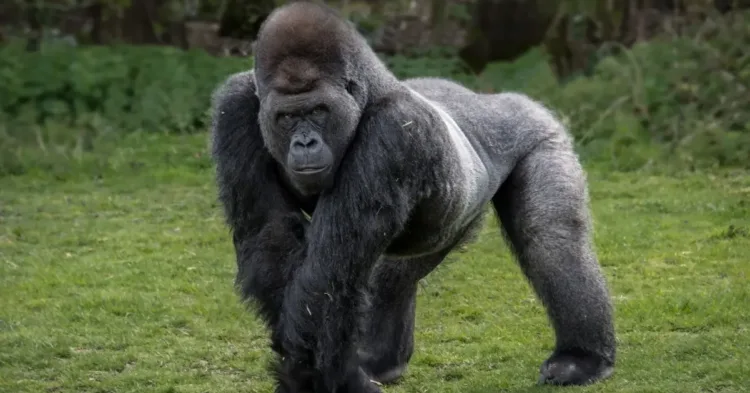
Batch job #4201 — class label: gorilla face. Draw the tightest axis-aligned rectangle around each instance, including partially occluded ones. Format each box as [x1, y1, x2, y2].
[256, 57, 361, 196]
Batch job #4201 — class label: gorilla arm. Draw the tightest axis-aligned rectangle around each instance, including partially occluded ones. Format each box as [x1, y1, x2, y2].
[276, 97, 420, 392]
[210, 71, 309, 335]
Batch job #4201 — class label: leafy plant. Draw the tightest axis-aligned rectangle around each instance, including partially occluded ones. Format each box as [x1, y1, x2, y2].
[1, 10, 749, 176]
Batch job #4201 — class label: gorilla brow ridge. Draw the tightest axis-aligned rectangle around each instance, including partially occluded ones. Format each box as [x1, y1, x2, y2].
[256, 2, 352, 70]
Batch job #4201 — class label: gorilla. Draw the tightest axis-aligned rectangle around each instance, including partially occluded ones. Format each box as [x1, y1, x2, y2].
[210, 2, 616, 392]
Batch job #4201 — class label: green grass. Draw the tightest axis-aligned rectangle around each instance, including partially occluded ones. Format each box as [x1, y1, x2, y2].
[1, 133, 748, 393]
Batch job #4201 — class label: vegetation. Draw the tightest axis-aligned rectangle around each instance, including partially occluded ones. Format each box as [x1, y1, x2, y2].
[0, 133, 748, 393]
[2, 10, 749, 175]
[0, 42, 248, 176]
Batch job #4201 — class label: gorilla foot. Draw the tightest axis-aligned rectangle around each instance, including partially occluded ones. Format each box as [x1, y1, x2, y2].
[338, 367, 384, 393]
[538, 350, 614, 386]
[358, 349, 409, 385]
[365, 363, 407, 385]
[274, 361, 382, 393]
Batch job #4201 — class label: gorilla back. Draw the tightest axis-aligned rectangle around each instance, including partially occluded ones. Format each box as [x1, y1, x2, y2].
[210, 2, 616, 392]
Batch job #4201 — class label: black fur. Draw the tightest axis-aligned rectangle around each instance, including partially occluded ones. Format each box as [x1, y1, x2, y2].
[211, 2, 616, 392]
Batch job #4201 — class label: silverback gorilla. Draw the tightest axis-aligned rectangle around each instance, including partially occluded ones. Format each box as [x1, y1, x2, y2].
[210, 2, 616, 392]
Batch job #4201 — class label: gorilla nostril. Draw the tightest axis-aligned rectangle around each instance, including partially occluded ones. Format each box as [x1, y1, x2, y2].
[293, 139, 319, 151]
[293, 138, 318, 149]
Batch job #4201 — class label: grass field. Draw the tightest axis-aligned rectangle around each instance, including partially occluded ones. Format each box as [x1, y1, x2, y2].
[1, 133, 749, 393]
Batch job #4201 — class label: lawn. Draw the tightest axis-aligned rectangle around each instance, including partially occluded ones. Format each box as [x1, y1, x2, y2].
[1, 133, 748, 393]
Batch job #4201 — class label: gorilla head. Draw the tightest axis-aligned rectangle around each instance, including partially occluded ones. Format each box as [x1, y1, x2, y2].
[251, 3, 375, 196]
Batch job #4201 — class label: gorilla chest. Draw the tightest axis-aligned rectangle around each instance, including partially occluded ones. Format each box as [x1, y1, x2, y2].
[386, 91, 493, 257]
[386, 169, 490, 257]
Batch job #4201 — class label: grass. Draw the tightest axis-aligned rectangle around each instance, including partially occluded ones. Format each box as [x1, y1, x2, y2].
[1, 132, 748, 393]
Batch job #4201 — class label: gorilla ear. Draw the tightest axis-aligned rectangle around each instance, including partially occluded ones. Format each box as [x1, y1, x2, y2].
[252, 70, 260, 98]
[345, 80, 356, 95]
[344, 79, 367, 110]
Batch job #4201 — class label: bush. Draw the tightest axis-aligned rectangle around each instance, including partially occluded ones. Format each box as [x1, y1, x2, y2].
[385, 46, 476, 85]
[474, 13, 750, 170]
[0, 42, 252, 175]
[0, 42, 250, 134]
[1, 11, 749, 176]
[548, 17, 750, 170]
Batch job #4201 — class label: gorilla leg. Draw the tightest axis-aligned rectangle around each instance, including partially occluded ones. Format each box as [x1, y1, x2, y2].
[358, 253, 447, 384]
[492, 137, 616, 386]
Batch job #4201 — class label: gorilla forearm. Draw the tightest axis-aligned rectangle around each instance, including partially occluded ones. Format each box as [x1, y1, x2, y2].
[233, 214, 306, 329]
[276, 102, 419, 390]
[211, 71, 308, 336]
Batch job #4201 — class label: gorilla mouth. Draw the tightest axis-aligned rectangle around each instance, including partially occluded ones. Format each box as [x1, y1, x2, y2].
[293, 165, 329, 175]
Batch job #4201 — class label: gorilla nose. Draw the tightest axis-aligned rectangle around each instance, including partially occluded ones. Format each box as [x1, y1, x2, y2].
[291, 136, 322, 155]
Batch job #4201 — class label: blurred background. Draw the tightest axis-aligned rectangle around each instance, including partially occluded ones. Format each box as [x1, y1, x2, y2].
[0, 0, 749, 175]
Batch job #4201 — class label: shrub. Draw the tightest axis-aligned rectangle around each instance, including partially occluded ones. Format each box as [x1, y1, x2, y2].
[549, 16, 750, 169]
[0, 42, 250, 135]
[480, 12, 750, 170]
[1, 11, 748, 176]
[0, 42, 251, 175]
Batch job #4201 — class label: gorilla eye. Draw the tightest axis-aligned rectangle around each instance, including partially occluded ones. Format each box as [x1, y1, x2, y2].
[309, 106, 328, 126]
[277, 113, 295, 128]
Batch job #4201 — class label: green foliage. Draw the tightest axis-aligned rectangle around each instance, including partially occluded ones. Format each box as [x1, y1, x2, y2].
[543, 15, 750, 170]
[0, 41, 250, 175]
[0, 42, 250, 134]
[447, 2, 473, 22]
[1, 11, 749, 176]
[385, 46, 475, 85]
[472, 13, 750, 170]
